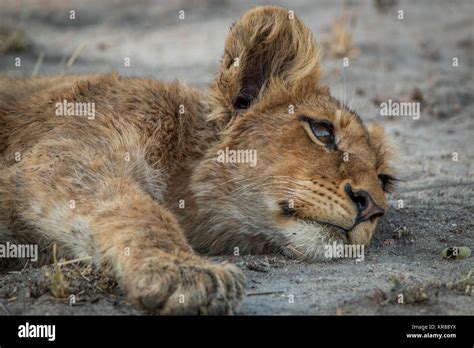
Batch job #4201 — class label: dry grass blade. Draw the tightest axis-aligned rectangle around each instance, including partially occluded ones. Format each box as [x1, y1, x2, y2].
[57, 256, 93, 267]
[64, 42, 87, 71]
[45, 243, 69, 298]
[31, 51, 44, 77]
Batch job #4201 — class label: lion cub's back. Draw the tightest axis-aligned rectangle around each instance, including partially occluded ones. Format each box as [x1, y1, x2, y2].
[0, 74, 115, 156]
[0, 74, 207, 167]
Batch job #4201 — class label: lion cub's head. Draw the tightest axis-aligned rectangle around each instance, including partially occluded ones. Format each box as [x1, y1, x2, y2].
[191, 6, 396, 260]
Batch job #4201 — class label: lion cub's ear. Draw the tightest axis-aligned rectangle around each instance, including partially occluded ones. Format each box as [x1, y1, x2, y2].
[209, 6, 321, 124]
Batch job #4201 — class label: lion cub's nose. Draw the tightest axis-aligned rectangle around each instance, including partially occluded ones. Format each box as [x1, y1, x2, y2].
[344, 184, 385, 222]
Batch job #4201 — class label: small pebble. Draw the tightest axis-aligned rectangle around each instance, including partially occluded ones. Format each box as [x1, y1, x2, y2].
[441, 246, 471, 259]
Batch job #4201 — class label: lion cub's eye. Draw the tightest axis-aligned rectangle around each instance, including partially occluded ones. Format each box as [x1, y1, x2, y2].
[301, 118, 336, 150]
[310, 121, 333, 144]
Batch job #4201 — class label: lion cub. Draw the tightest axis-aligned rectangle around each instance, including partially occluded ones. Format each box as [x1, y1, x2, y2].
[0, 6, 394, 314]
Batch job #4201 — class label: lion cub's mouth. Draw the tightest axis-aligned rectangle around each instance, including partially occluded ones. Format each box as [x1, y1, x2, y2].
[302, 219, 350, 242]
[278, 200, 350, 242]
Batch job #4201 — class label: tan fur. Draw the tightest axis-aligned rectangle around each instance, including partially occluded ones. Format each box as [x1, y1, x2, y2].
[0, 6, 394, 314]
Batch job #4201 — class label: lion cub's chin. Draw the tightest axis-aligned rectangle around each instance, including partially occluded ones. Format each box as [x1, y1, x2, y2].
[277, 220, 374, 262]
[278, 221, 346, 261]
[347, 222, 377, 246]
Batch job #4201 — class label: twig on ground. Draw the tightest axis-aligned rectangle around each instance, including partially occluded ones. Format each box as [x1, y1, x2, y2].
[246, 291, 285, 297]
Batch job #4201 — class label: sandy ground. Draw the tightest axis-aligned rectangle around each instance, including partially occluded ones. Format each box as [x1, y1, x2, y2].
[0, 0, 472, 315]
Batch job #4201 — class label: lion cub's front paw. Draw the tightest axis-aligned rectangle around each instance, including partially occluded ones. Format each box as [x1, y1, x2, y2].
[123, 257, 245, 315]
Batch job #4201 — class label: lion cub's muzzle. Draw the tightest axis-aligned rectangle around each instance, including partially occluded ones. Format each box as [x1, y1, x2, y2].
[344, 183, 385, 223]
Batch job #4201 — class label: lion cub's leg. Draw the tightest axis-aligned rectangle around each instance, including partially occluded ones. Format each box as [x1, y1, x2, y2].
[87, 182, 245, 314]
[1, 139, 244, 314]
